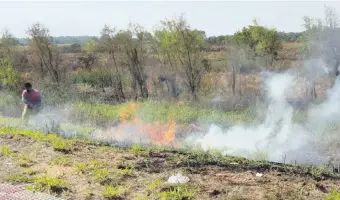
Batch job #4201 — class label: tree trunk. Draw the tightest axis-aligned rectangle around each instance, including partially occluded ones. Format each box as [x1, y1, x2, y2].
[231, 65, 236, 95]
[310, 81, 317, 99]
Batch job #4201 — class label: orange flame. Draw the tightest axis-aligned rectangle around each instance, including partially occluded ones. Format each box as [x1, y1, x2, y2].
[119, 102, 137, 123]
[142, 118, 176, 146]
[118, 102, 176, 145]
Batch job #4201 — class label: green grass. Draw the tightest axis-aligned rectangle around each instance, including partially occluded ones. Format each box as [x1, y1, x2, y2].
[325, 189, 340, 200]
[72, 100, 254, 125]
[102, 185, 128, 199]
[74, 162, 87, 174]
[157, 184, 197, 200]
[0, 145, 14, 156]
[0, 127, 86, 153]
[3, 173, 33, 183]
[17, 153, 35, 167]
[49, 154, 73, 166]
[29, 176, 68, 194]
[147, 178, 164, 190]
[74, 160, 104, 174]
[4, 173, 68, 194]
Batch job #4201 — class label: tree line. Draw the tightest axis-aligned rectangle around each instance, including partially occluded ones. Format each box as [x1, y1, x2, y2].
[0, 6, 339, 104]
[12, 31, 303, 46]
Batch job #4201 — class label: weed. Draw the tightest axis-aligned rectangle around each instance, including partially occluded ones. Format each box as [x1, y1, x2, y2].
[135, 194, 150, 200]
[147, 178, 164, 190]
[17, 153, 35, 167]
[117, 168, 134, 176]
[309, 165, 332, 177]
[102, 185, 128, 199]
[87, 160, 104, 172]
[49, 136, 73, 152]
[130, 144, 144, 154]
[3, 173, 33, 183]
[31, 176, 68, 194]
[99, 146, 111, 152]
[95, 168, 110, 183]
[74, 162, 87, 174]
[157, 184, 197, 200]
[0, 145, 14, 157]
[49, 154, 73, 166]
[325, 189, 340, 200]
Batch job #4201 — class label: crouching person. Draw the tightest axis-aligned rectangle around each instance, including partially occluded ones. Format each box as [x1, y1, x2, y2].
[21, 82, 42, 125]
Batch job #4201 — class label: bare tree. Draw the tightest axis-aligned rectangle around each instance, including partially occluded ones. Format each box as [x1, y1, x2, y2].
[117, 24, 150, 99]
[325, 6, 339, 29]
[27, 23, 62, 83]
[99, 25, 125, 102]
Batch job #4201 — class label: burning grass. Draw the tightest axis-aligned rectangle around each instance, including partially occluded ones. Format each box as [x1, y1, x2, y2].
[72, 100, 254, 126]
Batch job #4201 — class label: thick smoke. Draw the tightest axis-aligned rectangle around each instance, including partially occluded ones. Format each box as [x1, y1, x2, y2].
[186, 65, 340, 165]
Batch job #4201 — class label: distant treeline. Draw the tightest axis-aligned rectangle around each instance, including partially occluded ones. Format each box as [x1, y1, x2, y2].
[206, 31, 304, 45]
[16, 36, 99, 45]
[15, 31, 303, 46]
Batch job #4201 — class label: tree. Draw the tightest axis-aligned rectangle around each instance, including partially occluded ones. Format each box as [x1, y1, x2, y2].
[116, 24, 150, 100]
[0, 29, 18, 57]
[27, 23, 62, 83]
[98, 25, 125, 102]
[0, 58, 20, 91]
[154, 15, 207, 100]
[229, 22, 282, 66]
[79, 39, 97, 71]
[301, 6, 340, 99]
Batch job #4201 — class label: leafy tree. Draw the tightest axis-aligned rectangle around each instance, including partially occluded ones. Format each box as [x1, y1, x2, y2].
[0, 30, 18, 57]
[154, 15, 207, 100]
[229, 22, 282, 65]
[0, 59, 20, 91]
[278, 32, 303, 42]
[79, 39, 97, 71]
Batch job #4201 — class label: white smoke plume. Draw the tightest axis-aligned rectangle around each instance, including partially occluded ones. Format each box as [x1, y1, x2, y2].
[186, 67, 340, 165]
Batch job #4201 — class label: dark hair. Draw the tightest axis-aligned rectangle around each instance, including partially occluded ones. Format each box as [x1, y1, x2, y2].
[24, 82, 32, 89]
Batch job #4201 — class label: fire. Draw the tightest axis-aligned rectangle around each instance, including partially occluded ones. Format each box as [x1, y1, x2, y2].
[142, 118, 176, 145]
[118, 102, 176, 145]
[119, 102, 137, 123]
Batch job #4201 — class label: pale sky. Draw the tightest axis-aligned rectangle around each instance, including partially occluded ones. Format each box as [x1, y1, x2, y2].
[1, 1, 340, 38]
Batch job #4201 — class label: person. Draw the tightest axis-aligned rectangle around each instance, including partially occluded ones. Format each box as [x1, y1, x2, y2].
[21, 82, 42, 125]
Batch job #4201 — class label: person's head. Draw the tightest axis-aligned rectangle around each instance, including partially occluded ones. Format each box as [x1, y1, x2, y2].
[24, 82, 33, 92]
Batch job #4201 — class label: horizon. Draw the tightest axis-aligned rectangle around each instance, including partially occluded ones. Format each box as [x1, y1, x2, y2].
[1, 1, 340, 38]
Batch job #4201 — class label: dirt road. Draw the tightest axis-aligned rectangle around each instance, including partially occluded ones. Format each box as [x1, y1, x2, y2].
[0, 183, 62, 200]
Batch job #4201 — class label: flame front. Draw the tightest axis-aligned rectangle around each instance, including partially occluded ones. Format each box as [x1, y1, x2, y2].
[119, 102, 137, 123]
[118, 102, 176, 145]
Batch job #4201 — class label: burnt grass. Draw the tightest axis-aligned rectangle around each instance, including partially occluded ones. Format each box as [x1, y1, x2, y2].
[1, 132, 340, 200]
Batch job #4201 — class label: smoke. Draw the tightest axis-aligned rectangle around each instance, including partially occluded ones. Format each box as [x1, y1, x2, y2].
[186, 66, 340, 165]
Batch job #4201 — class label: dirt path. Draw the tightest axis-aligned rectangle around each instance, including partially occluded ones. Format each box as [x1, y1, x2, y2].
[0, 183, 63, 200]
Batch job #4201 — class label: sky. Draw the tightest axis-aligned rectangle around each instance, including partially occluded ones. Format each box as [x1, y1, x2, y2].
[1, 1, 340, 38]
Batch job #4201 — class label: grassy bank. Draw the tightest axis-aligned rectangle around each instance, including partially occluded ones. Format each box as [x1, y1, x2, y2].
[0, 126, 340, 199]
